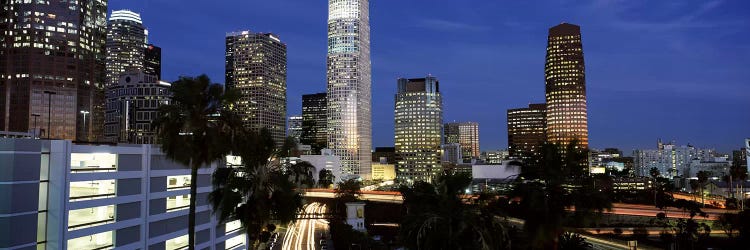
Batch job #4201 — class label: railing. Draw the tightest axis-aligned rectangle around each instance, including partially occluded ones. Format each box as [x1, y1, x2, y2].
[68, 218, 115, 230]
[167, 204, 190, 212]
[70, 167, 117, 173]
[69, 193, 117, 201]
[90, 244, 114, 250]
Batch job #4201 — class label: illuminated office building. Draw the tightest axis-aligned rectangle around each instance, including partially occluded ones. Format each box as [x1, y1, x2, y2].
[0, 0, 107, 141]
[301, 93, 327, 153]
[106, 10, 147, 87]
[327, 0, 372, 178]
[444, 122, 480, 163]
[225, 31, 287, 145]
[545, 23, 588, 148]
[507, 103, 546, 160]
[394, 76, 443, 182]
[288, 115, 303, 142]
[104, 70, 171, 144]
[144, 44, 161, 80]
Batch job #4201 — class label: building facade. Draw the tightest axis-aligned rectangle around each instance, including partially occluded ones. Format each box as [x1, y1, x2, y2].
[106, 10, 147, 87]
[0, 0, 107, 141]
[507, 103, 546, 160]
[225, 31, 287, 145]
[301, 93, 327, 153]
[104, 71, 171, 144]
[441, 143, 462, 165]
[0, 139, 245, 250]
[482, 150, 509, 164]
[144, 44, 162, 80]
[394, 76, 443, 183]
[287, 115, 303, 142]
[444, 122, 480, 162]
[545, 23, 588, 148]
[634, 140, 717, 178]
[327, 0, 372, 178]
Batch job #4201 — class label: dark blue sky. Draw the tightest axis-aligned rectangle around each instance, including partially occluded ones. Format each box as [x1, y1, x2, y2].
[111, 0, 749, 153]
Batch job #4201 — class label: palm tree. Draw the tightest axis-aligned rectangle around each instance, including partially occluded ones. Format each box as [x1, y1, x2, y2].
[287, 161, 316, 188]
[208, 128, 305, 249]
[153, 75, 245, 249]
[399, 173, 510, 250]
[510, 141, 611, 249]
[335, 178, 362, 203]
[318, 169, 334, 188]
[558, 232, 592, 250]
[697, 171, 711, 207]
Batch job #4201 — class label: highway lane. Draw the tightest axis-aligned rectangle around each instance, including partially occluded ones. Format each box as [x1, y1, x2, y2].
[282, 202, 329, 250]
[304, 190, 732, 220]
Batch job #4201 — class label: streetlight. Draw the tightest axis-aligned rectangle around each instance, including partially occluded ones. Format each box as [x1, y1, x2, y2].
[31, 114, 40, 139]
[43, 91, 56, 139]
[80, 110, 90, 141]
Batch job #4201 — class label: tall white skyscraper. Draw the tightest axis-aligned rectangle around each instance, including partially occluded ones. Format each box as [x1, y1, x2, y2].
[327, 0, 372, 178]
[106, 10, 147, 87]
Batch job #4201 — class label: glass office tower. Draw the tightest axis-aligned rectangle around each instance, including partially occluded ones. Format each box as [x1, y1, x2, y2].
[394, 76, 443, 183]
[0, 0, 107, 141]
[105, 10, 147, 88]
[327, 0, 372, 178]
[225, 31, 287, 145]
[545, 23, 588, 148]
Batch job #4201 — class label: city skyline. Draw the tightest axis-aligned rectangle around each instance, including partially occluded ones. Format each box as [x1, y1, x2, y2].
[107, 0, 749, 153]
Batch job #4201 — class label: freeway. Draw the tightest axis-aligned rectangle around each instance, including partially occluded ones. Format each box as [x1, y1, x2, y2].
[304, 189, 732, 220]
[281, 202, 330, 250]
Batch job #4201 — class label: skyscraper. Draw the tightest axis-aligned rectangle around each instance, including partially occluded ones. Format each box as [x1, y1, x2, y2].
[104, 70, 171, 144]
[327, 0, 372, 178]
[0, 0, 108, 141]
[507, 103, 546, 160]
[444, 122, 480, 163]
[288, 115, 303, 142]
[545, 23, 588, 148]
[225, 31, 287, 145]
[394, 76, 443, 183]
[144, 44, 162, 80]
[301, 93, 327, 153]
[106, 10, 147, 87]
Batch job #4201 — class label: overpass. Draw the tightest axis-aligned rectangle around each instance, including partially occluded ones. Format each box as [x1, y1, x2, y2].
[303, 189, 732, 220]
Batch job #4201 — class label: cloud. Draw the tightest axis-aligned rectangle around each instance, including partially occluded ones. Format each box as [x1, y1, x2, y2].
[586, 0, 746, 32]
[414, 18, 491, 32]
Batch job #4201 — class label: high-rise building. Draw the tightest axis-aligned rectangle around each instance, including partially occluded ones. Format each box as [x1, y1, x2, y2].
[441, 143, 462, 165]
[288, 115, 303, 142]
[507, 103, 546, 160]
[327, 0, 372, 178]
[633, 140, 717, 178]
[144, 44, 162, 80]
[106, 10, 147, 87]
[0, 1, 108, 141]
[225, 31, 287, 145]
[394, 76, 443, 182]
[745, 139, 750, 171]
[301, 93, 327, 153]
[444, 122, 480, 163]
[545, 23, 588, 148]
[104, 70, 171, 144]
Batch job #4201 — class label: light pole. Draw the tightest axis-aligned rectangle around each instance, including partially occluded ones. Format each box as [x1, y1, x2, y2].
[31, 114, 40, 138]
[43, 91, 56, 139]
[80, 110, 89, 141]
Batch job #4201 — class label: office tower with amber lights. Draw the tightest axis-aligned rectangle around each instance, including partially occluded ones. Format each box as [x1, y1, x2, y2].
[301, 93, 327, 153]
[106, 10, 147, 87]
[144, 44, 161, 80]
[0, 0, 107, 141]
[394, 76, 443, 183]
[444, 122, 480, 163]
[327, 0, 372, 178]
[225, 31, 287, 145]
[545, 23, 588, 148]
[507, 103, 547, 160]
